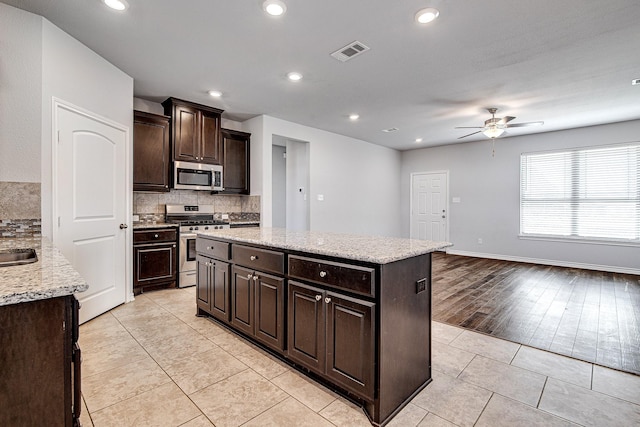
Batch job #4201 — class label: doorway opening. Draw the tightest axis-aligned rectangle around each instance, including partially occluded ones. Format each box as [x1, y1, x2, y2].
[272, 135, 310, 230]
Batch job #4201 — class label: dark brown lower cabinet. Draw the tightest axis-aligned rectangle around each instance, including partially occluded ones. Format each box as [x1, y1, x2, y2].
[133, 228, 178, 294]
[0, 295, 81, 426]
[197, 254, 230, 322]
[288, 281, 375, 400]
[231, 265, 285, 352]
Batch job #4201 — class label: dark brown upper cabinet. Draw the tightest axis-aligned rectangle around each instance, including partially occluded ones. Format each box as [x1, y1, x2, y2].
[221, 128, 251, 194]
[133, 110, 171, 192]
[162, 97, 223, 165]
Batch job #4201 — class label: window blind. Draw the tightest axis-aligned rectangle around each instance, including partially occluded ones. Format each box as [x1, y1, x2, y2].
[520, 142, 640, 243]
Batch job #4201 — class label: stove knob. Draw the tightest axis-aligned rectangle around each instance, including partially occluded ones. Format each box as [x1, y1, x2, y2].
[189, 227, 194, 231]
[204, 226, 209, 230]
[194, 226, 199, 230]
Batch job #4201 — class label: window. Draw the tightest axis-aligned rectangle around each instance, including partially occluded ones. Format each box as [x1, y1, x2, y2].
[520, 142, 640, 243]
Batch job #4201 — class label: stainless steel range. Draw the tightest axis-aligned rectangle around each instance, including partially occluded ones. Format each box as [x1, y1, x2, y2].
[165, 204, 230, 288]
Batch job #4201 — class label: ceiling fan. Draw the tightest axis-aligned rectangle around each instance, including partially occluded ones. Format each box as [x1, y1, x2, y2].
[455, 108, 544, 140]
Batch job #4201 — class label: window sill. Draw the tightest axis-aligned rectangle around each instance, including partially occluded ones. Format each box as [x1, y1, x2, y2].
[518, 234, 640, 248]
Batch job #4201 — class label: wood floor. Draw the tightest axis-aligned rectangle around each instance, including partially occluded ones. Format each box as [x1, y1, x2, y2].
[431, 253, 640, 375]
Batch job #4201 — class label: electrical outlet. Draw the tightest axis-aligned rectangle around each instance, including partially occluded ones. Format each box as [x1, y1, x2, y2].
[416, 278, 427, 294]
[477, 238, 483, 244]
[317, 194, 324, 201]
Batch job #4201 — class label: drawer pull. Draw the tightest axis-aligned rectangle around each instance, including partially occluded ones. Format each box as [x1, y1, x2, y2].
[319, 271, 327, 278]
[315, 294, 322, 301]
[325, 297, 331, 304]
[250, 255, 258, 261]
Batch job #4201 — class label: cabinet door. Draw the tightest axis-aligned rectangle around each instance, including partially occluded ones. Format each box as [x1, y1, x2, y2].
[222, 129, 250, 194]
[196, 254, 212, 313]
[200, 110, 222, 165]
[287, 281, 325, 374]
[133, 243, 177, 287]
[133, 111, 170, 192]
[231, 265, 254, 335]
[326, 292, 375, 400]
[173, 104, 200, 162]
[254, 272, 285, 352]
[211, 260, 230, 322]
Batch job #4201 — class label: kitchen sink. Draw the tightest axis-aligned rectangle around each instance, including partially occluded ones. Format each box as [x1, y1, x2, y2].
[0, 248, 38, 267]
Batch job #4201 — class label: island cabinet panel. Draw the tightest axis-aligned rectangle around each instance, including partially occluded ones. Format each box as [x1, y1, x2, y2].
[0, 295, 80, 426]
[232, 244, 284, 275]
[287, 280, 375, 401]
[326, 292, 375, 400]
[287, 281, 326, 374]
[231, 265, 254, 335]
[254, 272, 285, 350]
[197, 254, 231, 322]
[288, 255, 375, 297]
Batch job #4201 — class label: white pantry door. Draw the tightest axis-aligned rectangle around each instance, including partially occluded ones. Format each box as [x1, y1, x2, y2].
[410, 172, 448, 241]
[54, 102, 128, 323]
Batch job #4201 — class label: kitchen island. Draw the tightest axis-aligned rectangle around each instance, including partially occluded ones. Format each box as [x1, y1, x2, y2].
[0, 237, 88, 426]
[196, 227, 451, 426]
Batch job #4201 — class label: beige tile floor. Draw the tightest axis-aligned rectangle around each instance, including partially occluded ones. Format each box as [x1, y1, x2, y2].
[79, 287, 640, 427]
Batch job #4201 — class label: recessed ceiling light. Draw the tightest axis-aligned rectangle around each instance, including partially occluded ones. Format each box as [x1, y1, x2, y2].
[208, 90, 222, 98]
[103, 0, 129, 11]
[349, 114, 360, 121]
[415, 138, 423, 143]
[287, 72, 302, 82]
[415, 8, 439, 24]
[263, 0, 287, 16]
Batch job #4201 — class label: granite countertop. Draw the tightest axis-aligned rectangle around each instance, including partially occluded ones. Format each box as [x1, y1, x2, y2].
[133, 222, 179, 230]
[198, 227, 452, 264]
[0, 237, 88, 306]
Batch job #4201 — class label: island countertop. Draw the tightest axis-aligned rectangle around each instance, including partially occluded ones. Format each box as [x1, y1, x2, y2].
[0, 237, 89, 307]
[198, 227, 452, 264]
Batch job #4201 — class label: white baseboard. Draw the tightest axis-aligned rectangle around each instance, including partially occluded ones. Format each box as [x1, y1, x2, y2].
[445, 249, 640, 275]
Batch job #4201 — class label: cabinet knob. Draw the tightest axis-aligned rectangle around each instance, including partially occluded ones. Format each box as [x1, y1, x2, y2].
[250, 255, 258, 261]
[315, 295, 322, 301]
[253, 275, 259, 282]
[207, 246, 213, 250]
[324, 297, 331, 304]
[319, 271, 327, 278]
[247, 273, 253, 279]
[154, 234, 159, 238]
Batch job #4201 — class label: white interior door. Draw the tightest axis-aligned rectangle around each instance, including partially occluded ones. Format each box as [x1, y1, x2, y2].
[411, 172, 448, 241]
[54, 101, 128, 323]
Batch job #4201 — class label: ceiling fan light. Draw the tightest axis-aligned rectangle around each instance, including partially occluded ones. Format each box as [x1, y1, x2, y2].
[483, 127, 505, 139]
[415, 8, 440, 24]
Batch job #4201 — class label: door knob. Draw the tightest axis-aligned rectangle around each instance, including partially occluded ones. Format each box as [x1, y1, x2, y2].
[119, 224, 128, 229]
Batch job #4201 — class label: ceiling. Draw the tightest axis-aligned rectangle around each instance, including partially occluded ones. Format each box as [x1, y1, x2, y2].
[4, 0, 640, 151]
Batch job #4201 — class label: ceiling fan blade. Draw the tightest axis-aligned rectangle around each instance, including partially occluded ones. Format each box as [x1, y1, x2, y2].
[454, 126, 485, 129]
[498, 116, 516, 124]
[505, 121, 544, 128]
[457, 130, 482, 139]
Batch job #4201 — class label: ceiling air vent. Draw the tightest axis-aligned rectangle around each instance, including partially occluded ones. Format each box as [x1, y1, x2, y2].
[331, 41, 370, 62]
[382, 127, 399, 133]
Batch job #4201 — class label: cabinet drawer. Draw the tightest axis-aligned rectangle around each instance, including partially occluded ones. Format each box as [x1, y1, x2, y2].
[196, 238, 230, 260]
[232, 244, 284, 275]
[288, 256, 375, 297]
[133, 229, 177, 243]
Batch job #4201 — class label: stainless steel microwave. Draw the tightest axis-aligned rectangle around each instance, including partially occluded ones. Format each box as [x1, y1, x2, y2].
[174, 161, 223, 191]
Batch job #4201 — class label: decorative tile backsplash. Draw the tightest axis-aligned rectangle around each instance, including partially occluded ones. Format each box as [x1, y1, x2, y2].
[0, 182, 42, 237]
[133, 190, 261, 219]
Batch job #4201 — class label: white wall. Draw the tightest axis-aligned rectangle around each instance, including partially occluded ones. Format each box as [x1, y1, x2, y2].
[40, 19, 134, 238]
[0, 4, 42, 183]
[401, 120, 640, 273]
[247, 115, 402, 237]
